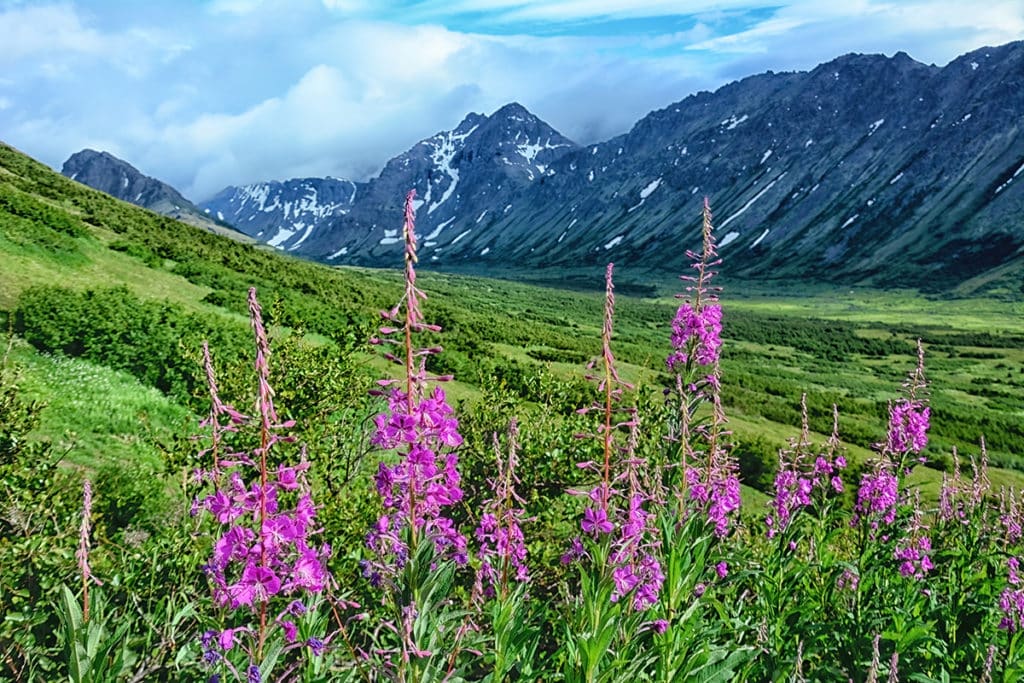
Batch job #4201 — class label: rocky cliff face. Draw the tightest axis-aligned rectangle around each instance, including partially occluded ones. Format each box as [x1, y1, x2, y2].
[61, 149, 242, 238]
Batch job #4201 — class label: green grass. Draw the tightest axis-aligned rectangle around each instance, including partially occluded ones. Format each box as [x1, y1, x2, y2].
[7, 339, 193, 470]
[1, 139, 1022, 499]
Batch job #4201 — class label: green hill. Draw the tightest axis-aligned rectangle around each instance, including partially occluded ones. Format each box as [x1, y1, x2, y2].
[1, 138, 1022, 486]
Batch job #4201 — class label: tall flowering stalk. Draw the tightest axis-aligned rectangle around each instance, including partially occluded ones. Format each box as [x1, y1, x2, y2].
[196, 288, 332, 679]
[363, 189, 472, 680]
[76, 479, 97, 623]
[854, 341, 930, 532]
[668, 199, 739, 536]
[474, 419, 529, 601]
[765, 398, 846, 538]
[561, 264, 664, 681]
[569, 263, 662, 609]
[199, 340, 246, 480]
[365, 189, 467, 582]
[886, 339, 930, 470]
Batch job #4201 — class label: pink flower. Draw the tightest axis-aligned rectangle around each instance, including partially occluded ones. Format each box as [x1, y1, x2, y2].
[582, 507, 615, 535]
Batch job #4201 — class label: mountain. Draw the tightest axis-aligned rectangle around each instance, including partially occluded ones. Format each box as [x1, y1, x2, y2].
[200, 102, 578, 262]
[209, 42, 1024, 291]
[61, 149, 246, 240]
[201, 177, 362, 249]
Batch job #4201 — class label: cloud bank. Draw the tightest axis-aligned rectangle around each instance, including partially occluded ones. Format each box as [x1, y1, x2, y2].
[0, 0, 1020, 200]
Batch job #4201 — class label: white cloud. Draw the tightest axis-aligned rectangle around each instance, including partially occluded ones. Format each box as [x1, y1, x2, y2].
[0, 4, 105, 63]
[0, 0, 1019, 203]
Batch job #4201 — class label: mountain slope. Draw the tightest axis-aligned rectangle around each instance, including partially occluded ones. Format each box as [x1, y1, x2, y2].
[62, 149, 247, 240]
[201, 176, 362, 249]
[201, 102, 578, 262]
[217, 42, 1024, 292]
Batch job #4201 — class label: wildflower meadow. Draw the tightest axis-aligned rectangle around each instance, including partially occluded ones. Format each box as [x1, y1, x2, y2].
[3, 191, 1023, 682]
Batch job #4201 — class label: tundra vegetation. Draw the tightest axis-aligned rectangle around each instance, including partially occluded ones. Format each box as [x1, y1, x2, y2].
[2, 142, 1024, 681]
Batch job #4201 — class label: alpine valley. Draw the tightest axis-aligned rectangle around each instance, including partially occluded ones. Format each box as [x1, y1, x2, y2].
[63, 41, 1024, 293]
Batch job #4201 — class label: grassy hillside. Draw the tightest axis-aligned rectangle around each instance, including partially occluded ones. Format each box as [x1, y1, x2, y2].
[1, 139, 1022, 485]
[4, 140, 1024, 681]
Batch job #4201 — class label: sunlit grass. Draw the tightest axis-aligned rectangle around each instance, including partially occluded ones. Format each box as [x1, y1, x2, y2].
[9, 339, 193, 470]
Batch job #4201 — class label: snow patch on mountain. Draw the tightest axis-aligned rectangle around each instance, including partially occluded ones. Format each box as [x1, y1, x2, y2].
[427, 125, 477, 214]
[720, 172, 786, 230]
[750, 228, 770, 248]
[268, 228, 295, 248]
[719, 231, 741, 248]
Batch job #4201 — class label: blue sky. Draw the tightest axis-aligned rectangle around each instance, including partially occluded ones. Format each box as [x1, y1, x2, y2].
[1, 0, 1022, 200]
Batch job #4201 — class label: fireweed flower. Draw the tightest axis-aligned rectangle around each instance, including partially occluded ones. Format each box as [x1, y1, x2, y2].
[836, 569, 860, 591]
[364, 189, 467, 585]
[666, 197, 723, 374]
[766, 400, 846, 538]
[884, 340, 930, 465]
[667, 200, 741, 537]
[569, 264, 663, 610]
[853, 463, 899, 530]
[1000, 487, 1024, 545]
[893, 492, 933, 579]
[939, 444, 990, 525]
[855, 344, 930, 533]
[76, 478, 100, 622]
[197, 289, 331, 665]
[1000, 557, 1024, 631]
[473, 419, 531, 601]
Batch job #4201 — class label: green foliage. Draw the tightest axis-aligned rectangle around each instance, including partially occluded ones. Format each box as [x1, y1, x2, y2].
[15, 284, 248, 406]
[56, 585, 135, 683]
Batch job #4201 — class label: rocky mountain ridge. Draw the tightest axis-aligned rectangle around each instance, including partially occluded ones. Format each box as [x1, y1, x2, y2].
[65, 41, 1024, 291]
[61, 149, 246, 240]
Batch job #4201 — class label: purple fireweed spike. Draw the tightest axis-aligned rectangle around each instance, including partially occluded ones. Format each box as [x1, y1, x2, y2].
[474, 419, 531, 601]
[972, 436, 991, 507]
[866, 634, 881, 683]
[77, 478, 100, 622]
[601, 263, 618, 512]
[885, 339, 930, 461]
[668, 200, 739, 532]
[887, 651, 899, 683]
[197, 289, 331, 669]
[766, 398, 845, 537]
[893, 490, 933, 579]
[365, 190, 467, 579]
[853, 460, 899, 532]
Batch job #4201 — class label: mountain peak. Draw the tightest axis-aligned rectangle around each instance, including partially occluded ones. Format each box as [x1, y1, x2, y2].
[492, 101, 535, 121]
[62, 149, 238, 237]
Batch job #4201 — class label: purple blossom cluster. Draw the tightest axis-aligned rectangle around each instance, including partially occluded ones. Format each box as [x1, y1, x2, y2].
[196, 289, 332, 671]
[853, 466, 899, 530]
[836, 568, 860, 592]
[367, 386, 467, 576]
[1001, 488, 1024, 545]
[364, 190, 467, 584]
[666, 198, 723, 373]
[609, 493, 664, 610]
[667, 303, 722, 370]
[886, 400, 930, 457]
[666, 200, 742, 539]
[474, 421, 530, 600]
[893, 535, 934, 579]
[1000, 557, 1024, 632]
[568, 264, 663, 611]
[766, 401, 846, 538]
[200, 464, 330, 608]
[885, 340, 930, 462]
[686, 462, 741, 538]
